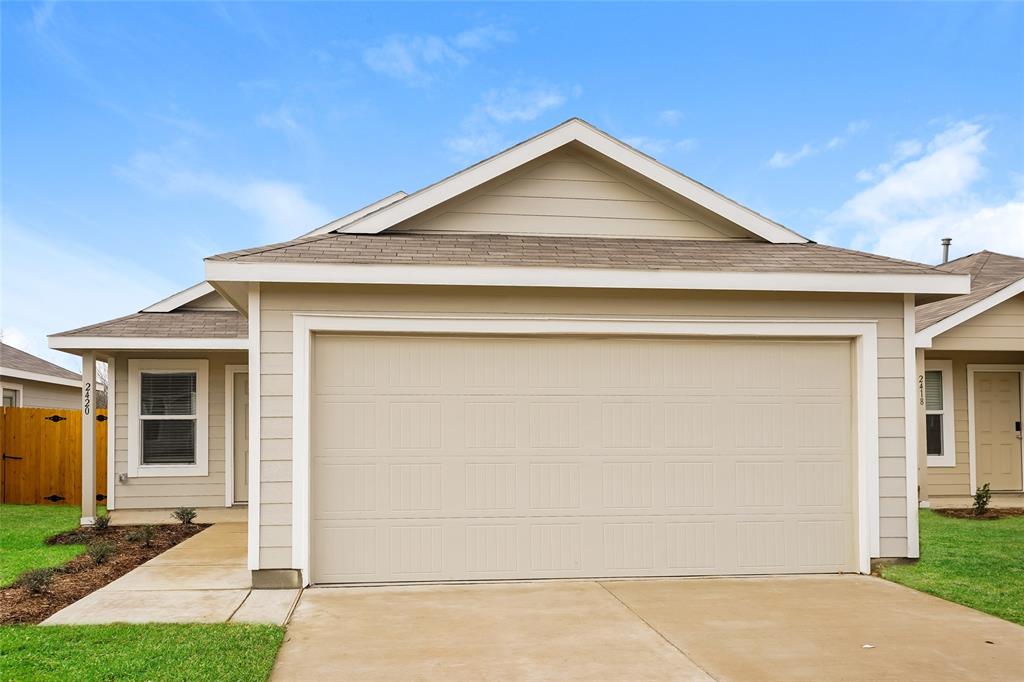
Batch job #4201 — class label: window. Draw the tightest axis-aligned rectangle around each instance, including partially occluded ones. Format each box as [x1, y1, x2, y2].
[128, 359, 208, 477]
[2, 385, 22, 407]
[924, 360, 956, 467]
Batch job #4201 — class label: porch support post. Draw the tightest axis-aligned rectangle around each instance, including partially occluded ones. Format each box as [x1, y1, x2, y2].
[81, 351, 97, 525]
[915, 347, 929, 506]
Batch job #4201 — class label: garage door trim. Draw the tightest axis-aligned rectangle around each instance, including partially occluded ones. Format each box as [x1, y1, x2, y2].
[291, 314, 880, 585]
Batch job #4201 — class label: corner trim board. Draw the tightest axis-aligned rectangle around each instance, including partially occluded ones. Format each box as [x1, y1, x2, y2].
[290, 313, 882, 585]
[903, 294, 920, 558]
[247, 284, 262, 571]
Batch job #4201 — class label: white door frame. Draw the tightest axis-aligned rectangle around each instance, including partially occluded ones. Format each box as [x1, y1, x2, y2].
[224, 364, 249, 507]
[966, 364, 1024, 493]
[291, 313, 881, 586]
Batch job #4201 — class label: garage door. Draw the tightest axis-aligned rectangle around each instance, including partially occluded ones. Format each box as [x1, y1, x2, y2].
[310, 335, 856, 583]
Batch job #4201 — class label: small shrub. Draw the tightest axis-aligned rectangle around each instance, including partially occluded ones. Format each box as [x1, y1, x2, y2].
[93, 514, 111, 531]
[172, 506, 197, 524]
[973, 483, 992, 516]
[88, 540, 116, 565]
[19, 568, 56, 594]
[127, 524, 156, 547]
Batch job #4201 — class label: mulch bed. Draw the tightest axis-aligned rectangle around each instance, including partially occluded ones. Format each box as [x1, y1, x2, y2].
[934, 507, 1024, 520]
[0, 523, 207, 625]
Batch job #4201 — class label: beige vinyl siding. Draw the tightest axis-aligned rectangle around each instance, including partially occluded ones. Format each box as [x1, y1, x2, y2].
[258, 285, 910, 568]
[110, 351, 247, 509]
[394, 149, 754, 240]
[3, 376, 81, 409]
[930, 295, 1024, 352]
[923, 350, 1024, 499]
[181, 290, 234, 310]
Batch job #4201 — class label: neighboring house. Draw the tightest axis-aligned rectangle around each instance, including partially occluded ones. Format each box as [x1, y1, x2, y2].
[49, 119, 969, 588]
[1, 342, 82, 409]
[915, 251, 1024, 507]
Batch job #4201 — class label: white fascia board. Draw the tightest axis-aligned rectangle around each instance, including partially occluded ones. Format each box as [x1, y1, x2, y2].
[143, 282, 215, 313]
[304, 192, 408, 237]
[205, 260, 970, 295]
[915, 277, 1024, 348]
[49, 336, 248, 351]
[340, 119, 808, 244]
[0, 366, 81, 387]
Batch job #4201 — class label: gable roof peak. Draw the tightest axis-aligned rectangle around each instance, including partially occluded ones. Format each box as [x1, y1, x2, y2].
[334, 117, 808, 244]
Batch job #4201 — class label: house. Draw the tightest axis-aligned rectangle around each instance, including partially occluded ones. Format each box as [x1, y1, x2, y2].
[915, 250, 1024, 507]
[1, 342, 82, 409]
[49, 119, 970, 588]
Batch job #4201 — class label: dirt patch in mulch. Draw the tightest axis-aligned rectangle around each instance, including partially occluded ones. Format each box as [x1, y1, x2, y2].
[0, 524, 207, 625]
[934, 507, 1024, 520]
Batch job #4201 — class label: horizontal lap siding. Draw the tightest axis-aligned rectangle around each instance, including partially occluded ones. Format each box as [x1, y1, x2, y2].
[930, 296, 1024, 352]
[16, 378, 81, 410]
[259, 285, 909, 568]
[111, 351, 247, 510]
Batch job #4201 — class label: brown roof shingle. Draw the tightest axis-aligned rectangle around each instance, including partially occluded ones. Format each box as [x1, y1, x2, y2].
[916, 251, 1024, 331]
[53, 311, 247, 339]
[208, 233, 947, 275]
[1, 343, 81, 381]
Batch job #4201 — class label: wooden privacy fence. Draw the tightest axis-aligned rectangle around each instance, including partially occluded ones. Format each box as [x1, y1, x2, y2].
[0, 407, 107, 505]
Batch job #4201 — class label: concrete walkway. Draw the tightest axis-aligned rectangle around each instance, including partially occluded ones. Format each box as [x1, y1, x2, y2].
[44, 523, 298, 626]
[272, 575, 1024, 682]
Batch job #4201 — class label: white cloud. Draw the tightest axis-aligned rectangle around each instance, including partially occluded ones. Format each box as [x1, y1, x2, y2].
[0, 218, 178, 371]
[767, 143, 815, 169]
[451, 25, 515, 51]
[836, 122, 987, 225]
[258, 105, 301, 134]
[767, 120, 868, 169]
[855, 138, 925, 183]
[623, 136, 697, 157]
[657, 110, 684, 126]
[482, 86, 567, 123]
[446, 82, 576, 160]
[363, 25, 515, 86]
[819, 120, 1023, 263]
[119, 150, 331, 241]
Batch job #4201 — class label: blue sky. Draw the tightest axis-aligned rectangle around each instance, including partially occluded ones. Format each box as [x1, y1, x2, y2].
[2, 2, 1023, 368]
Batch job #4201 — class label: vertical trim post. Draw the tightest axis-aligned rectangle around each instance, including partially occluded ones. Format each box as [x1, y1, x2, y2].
[106, 357, 116, 511]
[903, 294, 920, 558]
[81, 351, 97, 525]
[247, 284, 262, 571]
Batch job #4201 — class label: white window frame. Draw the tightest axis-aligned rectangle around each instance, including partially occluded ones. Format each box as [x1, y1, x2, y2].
[924, 359, 956, 468]
[127, 359, 209, 477]
[1, 382, 24, 407]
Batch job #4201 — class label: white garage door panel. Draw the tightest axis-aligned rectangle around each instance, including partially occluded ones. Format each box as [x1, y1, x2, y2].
[311, 335, 855, 583]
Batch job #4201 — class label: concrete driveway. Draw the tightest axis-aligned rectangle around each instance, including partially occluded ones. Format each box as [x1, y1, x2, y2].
[272, 575, 1024, 682]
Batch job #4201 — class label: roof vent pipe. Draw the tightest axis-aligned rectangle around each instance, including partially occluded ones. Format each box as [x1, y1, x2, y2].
[941, 237, 952, 264]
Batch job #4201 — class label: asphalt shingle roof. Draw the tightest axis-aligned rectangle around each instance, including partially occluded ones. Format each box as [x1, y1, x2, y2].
[916, 251, 1024, 331]
[208, 233, 946, 275]
[0, 343, 82, 381]
[53, 311, 246, 339]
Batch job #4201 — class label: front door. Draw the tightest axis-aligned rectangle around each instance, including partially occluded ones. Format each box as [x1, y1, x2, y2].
[234, 372, 249, 503]
[974, 372, 1023, 491]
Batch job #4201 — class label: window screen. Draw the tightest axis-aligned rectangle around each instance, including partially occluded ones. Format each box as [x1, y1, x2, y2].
[924, 371, 943, 411]
[140, 371, 197, 465]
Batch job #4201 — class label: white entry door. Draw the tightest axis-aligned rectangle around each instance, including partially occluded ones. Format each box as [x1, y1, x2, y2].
[310, 335, 856, 584]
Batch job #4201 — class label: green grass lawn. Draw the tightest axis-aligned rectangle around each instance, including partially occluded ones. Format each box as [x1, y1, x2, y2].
[0, 504, 104, 587]
[882, 509, 1024, 625]
[0, 624, 284, 681]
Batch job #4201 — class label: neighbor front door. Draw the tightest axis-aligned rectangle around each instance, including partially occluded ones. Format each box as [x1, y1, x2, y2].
[974, 372, 1023, 491]
[234, 372, 249, 503]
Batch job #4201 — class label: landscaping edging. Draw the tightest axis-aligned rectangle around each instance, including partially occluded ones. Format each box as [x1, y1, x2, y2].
[1, 524, 207, 625]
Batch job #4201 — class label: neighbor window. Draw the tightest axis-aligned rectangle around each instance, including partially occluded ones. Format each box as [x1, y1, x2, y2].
[2, 386, 21, 407]
[128, 359, 209, 477]
[925, 360, 955, 467]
